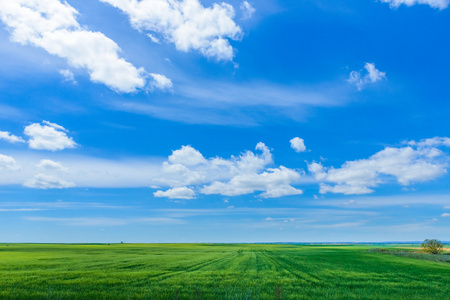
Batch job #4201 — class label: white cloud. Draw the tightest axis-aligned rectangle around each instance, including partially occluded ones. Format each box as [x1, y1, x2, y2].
[240, 1, 255, 19]
[22, 159, 73, 189]
[379, 0, 449, 9]
[0, 143, 303, 194]
[149, 73, 173, 90]
[23, 173, 75, 189]
[156, 142, 303, 198]
[365, 63, 386, 82]
[154, 187, 195, 199]
[36, 159, 68, 172]
[24, 216, 183, 226]
[156, 144, 272, 188]
[319, 183, 373, 195]
[24, 216, 127, 226]
[42, 120, 67, 132]
[159, 161, 206, 187]
[309, 140, 449, 195]
[168, 145, 207, 166]
[0, 152, 163, 188]
[348, 63, 386, 91]
[316, 194, 450, 208]
[261, 184, 302, 198]
[0, 208, 46, 212]
[290, 137, 306, 153]
[201, 166, 303, 198]
[442, 213, 450, 217]
[147, 33, 161, 44]
[343, 200, 356, 205]
[24, 121, 77, 151]
[409, 136, 450, 148]
[0, 131, 25, 143]
[111, 79, 343, 126]
[0, 0, 168, 92]
[59, 69, 76, 84]
[100, 0, 243, 61]
[0, 154, 20, 171]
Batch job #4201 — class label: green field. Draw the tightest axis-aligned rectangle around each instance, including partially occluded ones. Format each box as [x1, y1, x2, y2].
[0, 244, 448, 299]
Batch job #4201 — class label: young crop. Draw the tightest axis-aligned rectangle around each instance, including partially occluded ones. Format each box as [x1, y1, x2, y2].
[0, 244, 448, 299]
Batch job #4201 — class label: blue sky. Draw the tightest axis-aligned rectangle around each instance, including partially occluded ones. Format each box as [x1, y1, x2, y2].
[0, 0, 449, 243]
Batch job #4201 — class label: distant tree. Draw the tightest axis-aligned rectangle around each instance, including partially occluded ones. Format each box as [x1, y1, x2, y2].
[421, 239, 444, 254]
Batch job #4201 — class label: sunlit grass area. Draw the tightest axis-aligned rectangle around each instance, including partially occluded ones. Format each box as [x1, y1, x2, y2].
[0, 244, 448, 299]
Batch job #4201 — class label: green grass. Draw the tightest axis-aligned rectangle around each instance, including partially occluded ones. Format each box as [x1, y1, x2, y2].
[0, 244, 448, 299]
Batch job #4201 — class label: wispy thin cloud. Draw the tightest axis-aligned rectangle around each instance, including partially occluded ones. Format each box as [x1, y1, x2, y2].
[23, 216, 184, 226]
[110, 79, 346, 125]
[0, 201, 132, 210]
[0, 208, 47, 212]
[152, 207, 377, 218]
[315, 194, 450, 208]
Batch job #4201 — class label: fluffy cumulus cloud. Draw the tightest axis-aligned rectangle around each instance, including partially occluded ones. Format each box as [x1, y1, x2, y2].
[155, 142, 303, 199]
[59, 69, 76, 84]
[0, 153, 163, 188]
[0, 143, 302, 195]
[168, 145, 207, 166]
[348, 63, 386, 91]
[149, 73, 173, 90]
[0, 154, 20, 171]
[201, 166, 303, 198]
[0, 131, 25, 143]
[308, 137, 450, 195]
[290, 137, 306, 153]
[240, 1, 255, 19]
[0, 0, 169, 92]
[379, 0, 449, 9]
[24, 121, 77, 151]
[0, 156, 76, 190]
[154, 187, 196, 199]
[23, 173, 75, 189]
[409, 137, 450, 147]
[36, 159, 68, 172]
[100, 0, 243, 61]
[23, 159, 74, 189]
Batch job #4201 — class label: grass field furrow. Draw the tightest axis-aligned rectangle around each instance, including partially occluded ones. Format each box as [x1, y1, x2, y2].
[259, 249, 320, 285]
[145, 252, 234, 282]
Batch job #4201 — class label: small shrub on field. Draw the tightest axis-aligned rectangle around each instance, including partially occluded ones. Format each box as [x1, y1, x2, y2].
[368, 248, 390, 252]
[368, 248, 450, 263]
[421, 239, 445, 254]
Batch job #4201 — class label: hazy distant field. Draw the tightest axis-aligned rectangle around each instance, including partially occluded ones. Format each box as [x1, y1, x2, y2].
[0, 244, 448, 299]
